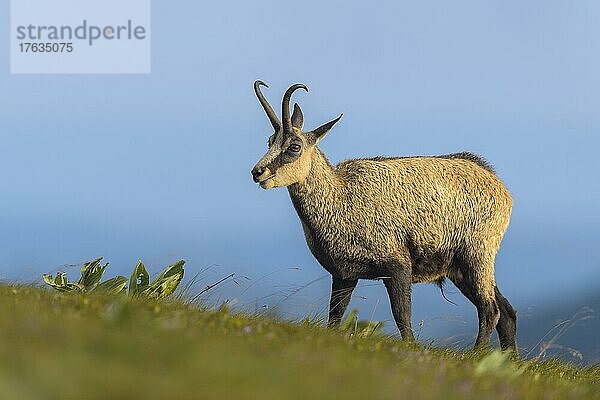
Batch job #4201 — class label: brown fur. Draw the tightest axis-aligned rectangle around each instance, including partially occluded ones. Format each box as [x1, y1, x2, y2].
[251, 82, 517, 352]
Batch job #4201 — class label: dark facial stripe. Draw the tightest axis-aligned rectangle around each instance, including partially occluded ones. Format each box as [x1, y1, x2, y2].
[265, 147, 301, 172]
[265, 136, 303, 172]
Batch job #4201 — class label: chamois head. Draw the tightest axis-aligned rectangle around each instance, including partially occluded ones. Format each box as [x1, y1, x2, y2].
[251, 81, 342, 189]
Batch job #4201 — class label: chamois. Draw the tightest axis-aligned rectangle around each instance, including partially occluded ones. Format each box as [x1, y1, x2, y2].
[251, 82, 517, 351]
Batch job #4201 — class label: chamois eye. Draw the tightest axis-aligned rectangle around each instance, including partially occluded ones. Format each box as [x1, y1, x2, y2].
[288, 143, 301, 153]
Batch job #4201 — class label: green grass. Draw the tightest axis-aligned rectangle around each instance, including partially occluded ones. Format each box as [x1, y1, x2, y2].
[0, 284, 598, 399]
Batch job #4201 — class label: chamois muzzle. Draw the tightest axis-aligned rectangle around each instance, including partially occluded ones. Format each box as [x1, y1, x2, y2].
[251, 166, 267, 183]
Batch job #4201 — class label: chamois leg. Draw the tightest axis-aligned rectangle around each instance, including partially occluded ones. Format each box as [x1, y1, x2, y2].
[494, 286, 517, 353]
[449, 260, 499, 349]
[383, 266, 415, 341]
[328, 276, 358, 326]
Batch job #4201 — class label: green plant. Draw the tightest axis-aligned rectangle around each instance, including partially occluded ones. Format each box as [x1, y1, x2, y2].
[43, 257, 185, 299]
[340, 308, 384, 338]
[474, 350, 525, 379]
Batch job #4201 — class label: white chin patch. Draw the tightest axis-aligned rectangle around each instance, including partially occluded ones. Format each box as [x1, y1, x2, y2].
[260, 179, 276, 189]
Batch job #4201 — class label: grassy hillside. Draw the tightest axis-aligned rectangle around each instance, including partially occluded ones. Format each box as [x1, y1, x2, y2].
[0, 285, 597, 400]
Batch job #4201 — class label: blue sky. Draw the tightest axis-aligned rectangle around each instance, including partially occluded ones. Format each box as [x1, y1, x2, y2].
[1, 1, 598, 344]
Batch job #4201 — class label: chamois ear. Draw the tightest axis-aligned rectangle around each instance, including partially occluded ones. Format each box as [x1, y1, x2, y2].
[309, 114, 343, 143]
[291, 103, 304, 130]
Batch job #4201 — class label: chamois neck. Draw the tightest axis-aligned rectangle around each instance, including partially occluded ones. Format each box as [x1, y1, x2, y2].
[288, 147, 343, 222]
